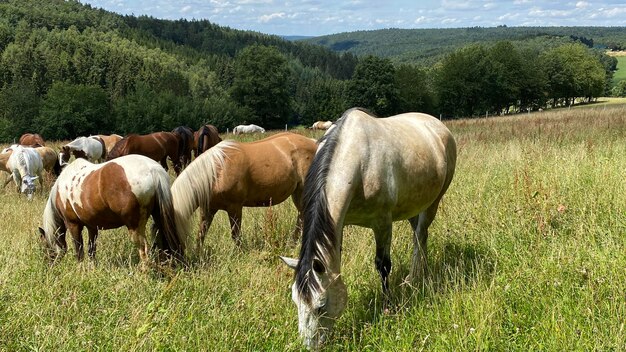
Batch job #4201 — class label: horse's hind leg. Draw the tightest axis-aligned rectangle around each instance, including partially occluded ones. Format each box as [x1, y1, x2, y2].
[408, 199, 443, 282]
[129, 223, 150, 269]
[160, 157, 169, 172]
[87, 226, 99, 261]
[67, 223, 85, 261]
[373, 221, 393, 299]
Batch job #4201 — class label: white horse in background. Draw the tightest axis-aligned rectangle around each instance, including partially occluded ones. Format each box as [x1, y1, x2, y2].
[59, 136, 106, 166]
[233, 124, 265, 135]
[311, 120, 333, 130]
[4, 145, 44, 200]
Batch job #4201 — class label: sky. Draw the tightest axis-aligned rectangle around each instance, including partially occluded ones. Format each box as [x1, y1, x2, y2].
[80, 0, 626, 37]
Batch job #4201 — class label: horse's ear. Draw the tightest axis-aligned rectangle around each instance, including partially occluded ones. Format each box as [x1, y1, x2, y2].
[279, 256, 299, 270]
[38, 227, 45, 239]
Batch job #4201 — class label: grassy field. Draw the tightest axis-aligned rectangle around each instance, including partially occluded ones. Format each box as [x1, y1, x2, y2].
[613, 56, 626, 85]
[1, 108, 625, 351]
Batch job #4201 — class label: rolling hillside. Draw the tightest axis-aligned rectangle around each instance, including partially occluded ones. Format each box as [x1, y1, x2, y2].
[306, 26, 626, 65]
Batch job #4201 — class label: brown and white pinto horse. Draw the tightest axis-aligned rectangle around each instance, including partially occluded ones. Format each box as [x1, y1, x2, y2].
[193, 124, 221, 157]
[171, 132, 317, 247]
[107, 132, 182, 175]
[38, 155, 185, 264]
[19, 133, 45, 147]
[60, 136, 107, 166]
[97, 134, 123, 154]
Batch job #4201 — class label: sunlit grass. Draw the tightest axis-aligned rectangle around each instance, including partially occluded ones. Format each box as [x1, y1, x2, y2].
[1, 109, 625, 350]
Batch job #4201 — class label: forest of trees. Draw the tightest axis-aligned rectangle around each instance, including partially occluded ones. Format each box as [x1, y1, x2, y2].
[0, 0, 621, 141]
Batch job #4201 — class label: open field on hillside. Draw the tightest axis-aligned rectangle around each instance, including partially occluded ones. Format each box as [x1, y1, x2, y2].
[613, 56, 626, 84]
[1, 108, 625, 350]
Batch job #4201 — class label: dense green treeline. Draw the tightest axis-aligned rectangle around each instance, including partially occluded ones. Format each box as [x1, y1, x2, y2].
[307, 26, 626, 65]
[0, 0, 619, 142]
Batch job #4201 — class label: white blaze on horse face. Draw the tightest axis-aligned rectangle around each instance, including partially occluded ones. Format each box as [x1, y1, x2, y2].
[290, 272, 348, 349]
[22, 175, 38, 200]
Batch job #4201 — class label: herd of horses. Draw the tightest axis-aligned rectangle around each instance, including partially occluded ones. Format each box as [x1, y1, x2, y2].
[3, 112, 457, 349]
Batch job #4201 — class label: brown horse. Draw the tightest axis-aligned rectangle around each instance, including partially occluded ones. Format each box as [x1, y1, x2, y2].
[107, 132, 182, 175]
[38, 155, 185, 264]
[193, 124, 221, 157]
[172, 126, 194, 167]
[19, 133, 45, 147]
[36, 146, 63, 176]
[171, 132, 317, 246]
[97, 134, 123, 154]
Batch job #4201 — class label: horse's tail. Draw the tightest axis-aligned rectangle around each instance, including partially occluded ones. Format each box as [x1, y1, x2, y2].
[151, 169, 185, 262]
[52, 153, 63, 176]
[197, 125, 208, 156]
[91, 136, 107, 162]
[171, 140, 231, 247]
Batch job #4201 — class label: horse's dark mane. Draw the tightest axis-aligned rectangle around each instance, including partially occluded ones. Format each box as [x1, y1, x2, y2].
[295, 109, 355, 304]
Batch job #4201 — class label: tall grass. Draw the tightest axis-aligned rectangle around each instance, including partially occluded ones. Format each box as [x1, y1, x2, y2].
[0, 107, 625, 350]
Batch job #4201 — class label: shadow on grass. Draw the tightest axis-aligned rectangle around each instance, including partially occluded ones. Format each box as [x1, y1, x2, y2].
[335, 240, 496, 340]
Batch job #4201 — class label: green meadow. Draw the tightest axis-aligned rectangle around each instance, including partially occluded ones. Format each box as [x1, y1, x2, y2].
[613, 56, 626, 85]
[0, 106, 625, 350]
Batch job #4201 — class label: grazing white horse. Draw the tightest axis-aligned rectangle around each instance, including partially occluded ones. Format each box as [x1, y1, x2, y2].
[311, 120, 332, 130]
[233, 124, 265, 135]
[5, 145, 44, 200]
[280, 108, 457, 349]
[59, 136, 106, 166]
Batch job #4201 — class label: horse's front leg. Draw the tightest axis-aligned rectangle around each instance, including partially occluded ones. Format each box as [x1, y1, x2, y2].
[67, 223, 85, 261]
[227, 207, 243, 247]
[198, 208, 217, 248]
[87, 226, 99, 261]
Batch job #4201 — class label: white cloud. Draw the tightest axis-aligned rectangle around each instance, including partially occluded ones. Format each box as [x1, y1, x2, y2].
[575, 1, 589, 8]
[414, 16, 428, 24]
[601, 6, 626, 17]
[258, 12, 285, 22]
[180, 5, 192, 13]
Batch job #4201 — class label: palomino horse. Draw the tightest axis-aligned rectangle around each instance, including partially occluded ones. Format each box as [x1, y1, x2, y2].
[311, 120, 332, 130]
[59, 136, 107, 166]
[5, 145, 44, 200]
[194, 124, 221, 157]
[233, 124, 265, 135]
[38, 155, 185, 264]
[97, 134, 123, 154]
[171, 132, 317, 247]
[19, 133, 45, 147]
[280, 108, 457, 349]
[172, 126, 194, 167]
[107, 132, 182, 175]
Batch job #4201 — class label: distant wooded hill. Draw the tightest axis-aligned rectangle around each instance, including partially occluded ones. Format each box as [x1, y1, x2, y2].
[306, 26, 626, 65]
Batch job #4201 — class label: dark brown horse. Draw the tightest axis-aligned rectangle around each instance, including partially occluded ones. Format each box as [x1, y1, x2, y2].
[38, 155, 185, 265]
[107, 132, 182, 175]
[172, 126, 194, 167]
[193, 124, 221, 157]
[19, 133, 45, 147]
[171, 132, 317, 247]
